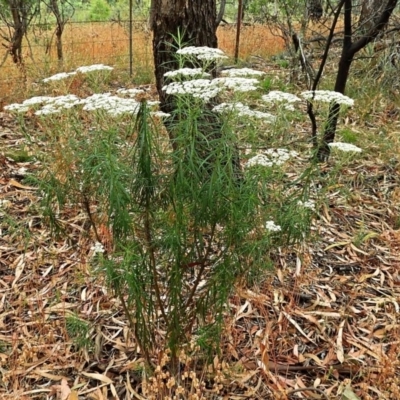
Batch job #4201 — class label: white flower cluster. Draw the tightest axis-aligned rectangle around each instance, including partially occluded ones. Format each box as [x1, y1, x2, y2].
[262, 91, 301, 104]
[246, 148, 297, 168]
[212, 102, 242, 113]
[5, 92, 144, 117]
[5, 94, 83, 115]
[328, 142, 362, 153]
[116, 88, 145, 97]
[214, 77, 259, 92]
[265, 220, 281, 232]
[75, 64, 113, 73]
[245, 154, 273, 167]
[151, 111, 171, 118]
[43, 71, 77, 83]
[4, 103, 29, 113]
[42, 64, 113, 83]
[82, 93, 140, 116]
[213, 102, 275, 122]
[4, 95, 54, 112]
[23, 96, 55, 105]
[162, 76, 261, 102]
[162, 79, 222, 102]
[176, 46, 228, 61]
[164, 68, 211, 79]
[220, 68, 265, 77]
[297, 199, 316, 210]
[91, 241, 105, 255]
[301, 90, 354, 106]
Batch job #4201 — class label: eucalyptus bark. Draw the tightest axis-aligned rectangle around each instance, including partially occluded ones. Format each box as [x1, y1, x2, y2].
[150, 0, 242, 180]
[150, 0, 218, 117]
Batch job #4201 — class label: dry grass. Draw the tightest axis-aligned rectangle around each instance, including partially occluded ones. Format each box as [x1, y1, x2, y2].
[0, 22, 284, 105]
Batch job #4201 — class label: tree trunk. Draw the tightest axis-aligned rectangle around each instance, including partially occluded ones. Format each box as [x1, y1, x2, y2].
[216, 0, 227, 26]
[8, 0, 25, 64]
[50, 0, 64, 61]
[317, 0, 398, 162]
[150, 0, 218, 117]
[359, 0, 388, 33]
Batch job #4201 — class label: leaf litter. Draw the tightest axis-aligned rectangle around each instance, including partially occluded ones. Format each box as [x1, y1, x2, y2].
[1, 94, 400, 400]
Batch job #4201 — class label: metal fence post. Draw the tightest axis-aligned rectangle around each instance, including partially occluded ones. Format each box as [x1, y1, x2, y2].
[234, 0, 243, 63]
[129, 0, 133, 77]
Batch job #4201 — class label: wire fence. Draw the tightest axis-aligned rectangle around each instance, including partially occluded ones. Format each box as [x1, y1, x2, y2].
[0, 19, 284, 104]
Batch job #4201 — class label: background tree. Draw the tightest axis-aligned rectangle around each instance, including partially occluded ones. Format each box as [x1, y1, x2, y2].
[0, 0, 41, 65]
[317, 0, 399, 161]
[43, 0, 75, 61]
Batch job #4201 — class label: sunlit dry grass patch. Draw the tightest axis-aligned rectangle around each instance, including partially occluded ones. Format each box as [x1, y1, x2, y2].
[0, 21, 149, 103]
[0, 23, 284, 105]
[218, 24, 285, 59]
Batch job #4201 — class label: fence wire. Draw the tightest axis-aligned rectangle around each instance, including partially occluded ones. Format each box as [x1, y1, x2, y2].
[0, 20, 283, 104]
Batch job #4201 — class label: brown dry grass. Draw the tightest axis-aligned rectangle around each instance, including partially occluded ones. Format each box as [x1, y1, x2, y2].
[0, 22, 284, 105]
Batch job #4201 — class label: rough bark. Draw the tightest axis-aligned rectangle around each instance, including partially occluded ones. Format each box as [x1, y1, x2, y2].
[150, 0, 242, 181]
[150, 0, 218, 116]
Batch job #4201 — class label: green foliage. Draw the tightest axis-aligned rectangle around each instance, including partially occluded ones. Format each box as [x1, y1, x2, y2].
[339, 128, 358, 144]
[20, 39, 347, 367]
[88, 0, 111, 21]
[66, 313, 93, 351]
[35, 88, 317, 366]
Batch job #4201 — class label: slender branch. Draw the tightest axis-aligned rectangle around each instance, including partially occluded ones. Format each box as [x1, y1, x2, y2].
[312, 0, 346, 92]
[118, 286, 154, 368]
[82, 193, 153, 367]
[307, 0, 345, 151]
[144, 205, 169, 324]
[184, 223, 217, 310]
[350, 0, 399, 56]
[82, 194, 101, 243]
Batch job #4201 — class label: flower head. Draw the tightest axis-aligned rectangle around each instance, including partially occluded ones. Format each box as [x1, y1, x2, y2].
[328, 142, 362, 153]
[116, 88, 145, 97]
[42, 71, 76, 83]
[91, 242, 105, 255]
[164, 68, 211, 79]
[76, 64, 113, 73]
[82, 93, 140, 116]
[213, 102, 275, 121]
[214, 77, 259, 92]
[176, 46, 228, 61]
[262, 91, 301, 111]
[246, 148, 297, 168]
[220, 68, 265, 77]
[265, 220, 281, 232]
[162, 79, 222, 102]
[4, 103, 30, 113]
[297, 199, 316, 211]
[301, 90, 354, 106]
[151, 111, 171, 118]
